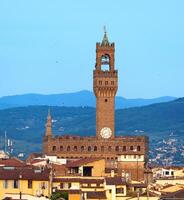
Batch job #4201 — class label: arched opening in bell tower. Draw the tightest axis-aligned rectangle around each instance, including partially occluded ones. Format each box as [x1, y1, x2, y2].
[101, 54, 110, 71]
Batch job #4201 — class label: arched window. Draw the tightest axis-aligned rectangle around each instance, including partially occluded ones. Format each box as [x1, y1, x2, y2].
[101, 146, 105, 152]
[74, 146, 77, 151]
[122, 146, 126, 151]
[88, 146, 92, 152]
[115, 146, 119, 152]
[67, 146, 70, 151]
[60, 146, 63, 151]
[108, 146, 112, 151]
[137, 146, 141, 151]
[81, 146, 84, 152]
[52, 146, 56, 151]
[101, 54, 110, 71]
[94, 146, 97, 151]
[130, 146, 134, 151]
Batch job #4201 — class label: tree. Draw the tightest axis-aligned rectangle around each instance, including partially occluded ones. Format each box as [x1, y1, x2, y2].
[50, 191, 68, 200]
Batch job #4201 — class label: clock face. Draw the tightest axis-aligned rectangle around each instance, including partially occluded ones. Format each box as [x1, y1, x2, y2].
[100, 127, 112, 139]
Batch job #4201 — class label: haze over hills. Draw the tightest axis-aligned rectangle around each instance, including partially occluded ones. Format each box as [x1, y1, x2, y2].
[0, 97, 184, 164]
[0, 97, 184, 142]
[0, 90, 176, 110]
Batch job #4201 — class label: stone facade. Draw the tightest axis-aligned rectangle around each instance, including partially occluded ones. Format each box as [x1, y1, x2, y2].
[43, 31, 149, 181]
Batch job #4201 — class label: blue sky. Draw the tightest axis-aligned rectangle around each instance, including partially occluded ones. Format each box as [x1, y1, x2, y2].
[0, 0, 184, 98]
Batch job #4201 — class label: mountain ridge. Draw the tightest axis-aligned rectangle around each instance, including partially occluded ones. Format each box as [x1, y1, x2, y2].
[0, 97, 184, 142]
[0, 90, 177, 110]
[0, 97, 184, 165]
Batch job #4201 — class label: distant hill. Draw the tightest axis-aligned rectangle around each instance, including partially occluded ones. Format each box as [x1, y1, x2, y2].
[0, 98, 184, 164]
[0, 97, 184, 144]
[0, 90, 176, 109]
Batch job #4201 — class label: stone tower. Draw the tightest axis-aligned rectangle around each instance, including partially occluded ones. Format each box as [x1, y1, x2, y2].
[45, 109, 52, 137]
[93, 30, 118, 139]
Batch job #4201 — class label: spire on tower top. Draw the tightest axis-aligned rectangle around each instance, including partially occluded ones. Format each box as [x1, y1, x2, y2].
[101, 26, 109, 46]
[45, 108, 52, 137]
[47, 108, 51, 119]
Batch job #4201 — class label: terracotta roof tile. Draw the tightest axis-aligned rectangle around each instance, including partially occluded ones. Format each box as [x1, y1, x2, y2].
[53, 177, 104, 184]
[160, 189, 184, 199]
[80, 179, 104, 184]
[127, 183, 147, 188]
[56, 189, 81, 194]
[105, 176, 126, 185]
[87, 191, 106, 199]
[0, 158, 26, 167]
[30, 159, 47, 165]
[66, 157, 103, 168]
[105, 168, 118, 173]
[0, 167, 50, 181]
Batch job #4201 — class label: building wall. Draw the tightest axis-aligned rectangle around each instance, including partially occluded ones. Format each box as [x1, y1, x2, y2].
[105, 185, 116, 200]
[96, 96, 115, 139]
[105, 185, 127, 200]
[118, 161, 145, 181]
[69, 193, 81, 200]
[43, 135, 148, 181]
[43, 136, 148, 160]
[118, 155, 144, 162]
[173, 169, 184, 177]
[84, 159, 106, 177]
[0, 180, 49, 199]
[155, 178, 184, 185]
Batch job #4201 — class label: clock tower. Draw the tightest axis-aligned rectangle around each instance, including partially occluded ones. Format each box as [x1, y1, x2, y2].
[93, 30, 118, 139]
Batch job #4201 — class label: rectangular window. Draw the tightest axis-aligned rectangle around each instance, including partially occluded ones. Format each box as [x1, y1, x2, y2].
[60, 183, 64, 189]
[52, 146, 56, 151]
[83, 166, 92, 176]
[41, 182, 46, 189]
[99, 80, 102, 85]
[116, 188, 124, 194]
[96, 183, 100, 187]
[13, 180, 19, 188]
[28, 180, 32, 188]
[3, 180, 8, 189]
[165, 171, 169, 175]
